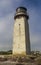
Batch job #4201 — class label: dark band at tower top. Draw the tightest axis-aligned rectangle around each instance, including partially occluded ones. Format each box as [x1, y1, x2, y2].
[14, 7, 29, 19]
[16, 7, 27, 12]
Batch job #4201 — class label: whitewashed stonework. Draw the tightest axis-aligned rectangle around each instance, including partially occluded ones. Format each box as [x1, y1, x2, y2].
[13, 7, 30, 55]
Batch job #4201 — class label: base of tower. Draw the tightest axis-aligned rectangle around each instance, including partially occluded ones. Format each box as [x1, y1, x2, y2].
[12, 51, 31, 56]
[12, 51, 27, 57]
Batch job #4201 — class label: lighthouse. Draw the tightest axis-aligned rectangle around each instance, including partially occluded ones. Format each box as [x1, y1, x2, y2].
[13, 7, 31, 55]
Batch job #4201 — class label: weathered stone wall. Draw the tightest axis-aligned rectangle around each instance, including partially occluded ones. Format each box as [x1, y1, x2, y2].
[13, 17, 26, 54]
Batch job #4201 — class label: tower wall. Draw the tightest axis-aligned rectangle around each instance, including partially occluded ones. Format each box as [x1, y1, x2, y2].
[25, 18, 30, 54]
[13, 7, 30, 55]
[13, 17, 26, 54]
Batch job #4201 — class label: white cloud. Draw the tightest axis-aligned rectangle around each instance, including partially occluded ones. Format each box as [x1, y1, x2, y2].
[15, 0, 21, 2]
[0, 21, 6, 33]
[0, 12, 14, 32]
[0, 0, 14, 17]
[30, 33, 41, 44]
[28, 8, 41, 51]
[30, 32, 41, 51]
[0, 11, 14, 50]
[0, 0, 12, 7]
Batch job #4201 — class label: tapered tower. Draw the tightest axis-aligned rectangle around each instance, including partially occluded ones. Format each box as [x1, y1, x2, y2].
[13, 7, 30, 55]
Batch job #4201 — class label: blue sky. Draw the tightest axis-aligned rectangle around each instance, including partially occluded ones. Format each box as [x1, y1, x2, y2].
[0, 0, 41, 51]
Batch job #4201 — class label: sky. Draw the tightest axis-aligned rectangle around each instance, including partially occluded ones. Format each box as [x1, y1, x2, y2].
[0, 0, 41, 51]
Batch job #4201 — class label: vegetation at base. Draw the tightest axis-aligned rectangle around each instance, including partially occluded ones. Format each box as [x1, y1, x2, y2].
[0, 50, 12, 55]
[0, 50, 41, 65]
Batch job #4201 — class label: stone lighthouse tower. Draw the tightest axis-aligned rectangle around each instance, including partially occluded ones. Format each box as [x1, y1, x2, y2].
[13, 7, 30, 55]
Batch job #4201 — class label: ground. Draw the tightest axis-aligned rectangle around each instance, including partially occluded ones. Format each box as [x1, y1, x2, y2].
[0, 55, 41, 65]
